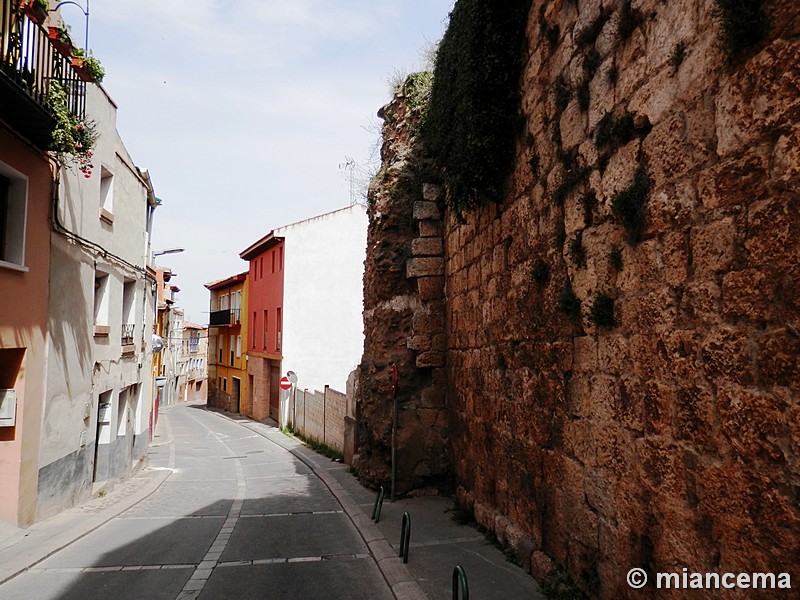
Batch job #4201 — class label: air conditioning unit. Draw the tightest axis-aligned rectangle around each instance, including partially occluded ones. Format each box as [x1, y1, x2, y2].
[0, 389, 17, 427]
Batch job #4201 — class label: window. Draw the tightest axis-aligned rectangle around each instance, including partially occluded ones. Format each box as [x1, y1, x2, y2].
[218, 334, 223, 363]
[94, 271, 110, 333]
[229, 334, 235, 366]
[276, 307, 282, 352]
[263, 309, 268, 350]
[121, 279, 136, 345]
[99, 166, 114, 223]
[117, 387, 128, 437]
[236, 335, 241, 358]
[271, 250, 275, 273]
[223, 377, 227, 392]
[252, 312, 257, 348]
[0, 167, 28, 270]
[279, 246, 283, 271]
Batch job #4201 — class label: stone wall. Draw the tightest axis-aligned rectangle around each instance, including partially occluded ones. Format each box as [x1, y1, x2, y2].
[444, 0, 799, 597]
[359, 0, 799, 596]
[353, 77, 451, 492]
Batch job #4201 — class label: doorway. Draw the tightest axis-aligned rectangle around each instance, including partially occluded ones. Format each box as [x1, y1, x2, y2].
[232, 377, 241, 413]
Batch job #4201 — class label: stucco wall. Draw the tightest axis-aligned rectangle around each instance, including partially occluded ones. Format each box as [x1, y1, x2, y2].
[0, 130, 52, 526]
[279, 205, 367, 395]
[39, 83, 154, 519]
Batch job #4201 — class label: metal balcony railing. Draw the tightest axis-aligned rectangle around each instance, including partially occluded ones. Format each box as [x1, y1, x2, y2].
[121, 323, 135, 345]
[0, 0, 86, 148]
[209, 308, 240, 327]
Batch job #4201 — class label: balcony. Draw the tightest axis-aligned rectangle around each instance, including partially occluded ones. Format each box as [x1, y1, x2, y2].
[209, 308, 240, 327]
[121, 323, 135, 345]
[0, 0, 86, 150]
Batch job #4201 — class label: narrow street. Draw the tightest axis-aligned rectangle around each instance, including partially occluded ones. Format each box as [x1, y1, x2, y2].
[0, 404, 395, 600]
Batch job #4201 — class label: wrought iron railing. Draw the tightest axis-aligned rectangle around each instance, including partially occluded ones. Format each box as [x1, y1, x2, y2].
[0, 0, 86, 121]
[121, 323, 135, 345]
[209, 308, 240, 327]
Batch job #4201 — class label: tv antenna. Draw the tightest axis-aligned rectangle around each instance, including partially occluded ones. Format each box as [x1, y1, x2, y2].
[339, 156, 357, 205]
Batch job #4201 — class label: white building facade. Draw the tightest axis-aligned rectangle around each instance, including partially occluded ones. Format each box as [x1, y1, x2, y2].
[277, 204, 367, 419]
[37, 84, 158, 519]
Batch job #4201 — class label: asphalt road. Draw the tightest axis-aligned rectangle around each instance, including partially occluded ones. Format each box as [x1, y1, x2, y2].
[1, 404, 395, 600]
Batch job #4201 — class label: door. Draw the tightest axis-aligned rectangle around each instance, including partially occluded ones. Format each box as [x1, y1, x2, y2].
[269, 363, 280, 420]
[232, 377, 241, 413]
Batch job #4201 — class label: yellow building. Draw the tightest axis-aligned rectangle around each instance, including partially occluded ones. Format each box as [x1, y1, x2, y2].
[205, 272, 249, 413]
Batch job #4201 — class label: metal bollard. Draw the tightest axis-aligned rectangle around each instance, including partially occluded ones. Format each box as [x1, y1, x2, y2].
[453, 565, 469, 600]
[399, 512, 411, 563]
[372, 486, 385, 523]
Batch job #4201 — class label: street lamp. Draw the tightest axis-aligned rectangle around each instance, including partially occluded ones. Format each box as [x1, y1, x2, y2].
[53, 0, 89, 54]
[153, 248, 185, 258]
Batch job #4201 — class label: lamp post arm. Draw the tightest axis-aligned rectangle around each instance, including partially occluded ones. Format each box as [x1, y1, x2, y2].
[52, 0, 89, 54]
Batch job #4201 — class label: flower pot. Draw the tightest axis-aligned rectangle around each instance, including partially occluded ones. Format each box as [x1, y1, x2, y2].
[70, 57, 93, 82]
[19, 1, 47, 25]
[48, 27, 73, 57]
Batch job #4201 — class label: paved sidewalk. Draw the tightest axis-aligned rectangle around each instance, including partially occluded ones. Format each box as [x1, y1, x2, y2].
[0, 403, 543, 599]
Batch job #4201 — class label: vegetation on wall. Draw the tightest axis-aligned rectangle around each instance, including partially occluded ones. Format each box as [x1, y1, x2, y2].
[588, 294, 615, 328]
[47, 81, 97, 177]
[423, 0, 532, 214]
[611, 163, 650, 245]
[712, 0, 770, 59]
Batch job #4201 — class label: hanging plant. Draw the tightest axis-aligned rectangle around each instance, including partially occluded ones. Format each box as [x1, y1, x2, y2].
[48, 23, 74, 56]
[71, 48, 105, 83]
[47, 81, 98, 177]
[18, 0, 48, 24]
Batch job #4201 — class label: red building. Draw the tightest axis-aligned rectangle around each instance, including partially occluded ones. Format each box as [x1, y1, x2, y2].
[239, 233, 284, 422]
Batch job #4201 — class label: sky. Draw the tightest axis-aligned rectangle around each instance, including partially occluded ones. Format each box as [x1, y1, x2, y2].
[74, 0, 455, 324]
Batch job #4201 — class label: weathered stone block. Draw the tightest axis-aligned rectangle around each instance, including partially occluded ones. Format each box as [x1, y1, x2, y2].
[717, 382, 788, 463]
[417, 276, 444, 301]
[416, 351, 444, 368]
[418, 220, 443, 237]
[422, 183, 443, 202]
[413, 200, 440, 220]
[406, 257, 444, 278]
[745, 196, 799, 269]
[411, 237, 443, 257]
[722, 269, 772, 321]
[700, 328, 753, 386]
[690, 217, 737, 276]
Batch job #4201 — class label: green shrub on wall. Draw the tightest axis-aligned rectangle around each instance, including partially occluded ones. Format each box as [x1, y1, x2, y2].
[422, 0, 532, 214]
[712, 0, 770, 59]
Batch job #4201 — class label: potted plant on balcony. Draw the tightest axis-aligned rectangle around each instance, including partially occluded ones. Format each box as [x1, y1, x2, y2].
[18, 0, 48, 25]
[46, 81, 98, 177]
[71, 48, 105, 83]
[47, 22, 73, 57]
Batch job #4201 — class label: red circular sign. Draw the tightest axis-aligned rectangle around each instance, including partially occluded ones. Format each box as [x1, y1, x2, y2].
[279, 376, 292, 390]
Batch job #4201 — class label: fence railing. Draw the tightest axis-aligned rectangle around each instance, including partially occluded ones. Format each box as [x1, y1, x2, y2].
[0, 1, 86, 129]
[121, 323, 135, 345]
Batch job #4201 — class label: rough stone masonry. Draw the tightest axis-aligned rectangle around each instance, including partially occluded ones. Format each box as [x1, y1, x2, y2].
[355, 1, 799, 598]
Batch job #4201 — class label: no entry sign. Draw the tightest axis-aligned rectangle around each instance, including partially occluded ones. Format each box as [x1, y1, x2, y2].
[279, 376, 292, 390]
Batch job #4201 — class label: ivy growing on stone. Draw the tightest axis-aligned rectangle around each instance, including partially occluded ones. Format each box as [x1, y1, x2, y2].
[559, 283, 582, 321]
[423, 0, 532, 214]
[568, 231, 587, 268]
[589, 294, 615, 327]
[712, 0, 770, 59]
[611, 163, 650, 245]
[531, 258, 550, 287]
